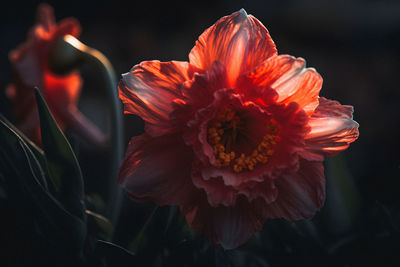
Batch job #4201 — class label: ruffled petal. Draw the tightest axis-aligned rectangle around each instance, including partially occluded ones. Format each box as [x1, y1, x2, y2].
[183, 88, 238, 166]
[192, 171, 278, 207]
[304, 97, 359, 157]
[189, 9, 277, 87]
[263, 160, 325, 219]
[119, 134, 195, 206]
[119, 61, 198, 136]
[182, 195, 264, 249]
[182, 61, 229, 108]
[241, 55, 322, 114]
[200, 102, 310, 187]
[236, 178, 278, 204]
[191, 173, 237, 207]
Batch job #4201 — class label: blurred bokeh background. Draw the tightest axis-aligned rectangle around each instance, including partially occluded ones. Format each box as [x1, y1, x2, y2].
[1, 0, 400, 266]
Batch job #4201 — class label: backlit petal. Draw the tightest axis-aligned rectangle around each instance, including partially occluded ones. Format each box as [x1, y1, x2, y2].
[243, 55, 322, 114]
[189, 9, 277, 87]
[304, 97, 359, 157]
[120, 61, 197, 136]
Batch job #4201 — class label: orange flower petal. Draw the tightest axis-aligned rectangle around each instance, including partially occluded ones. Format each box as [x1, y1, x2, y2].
[304, 97, 359, 157]
[119, 60, 198, 136]
[243, 55, 322, 114]
[189, 9, 277, 87]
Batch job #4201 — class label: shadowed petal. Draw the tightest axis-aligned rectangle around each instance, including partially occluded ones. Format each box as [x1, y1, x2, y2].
[304, 97, 359, 157]
[189, 9, 277, 87]
[120, 61, 198, 136]
[263, 160, 325, 219]
[192, 170, 278, 207]
[182, 195, 264, 249]
[119, 134, 195, 206]
[192, 174, 237, 207]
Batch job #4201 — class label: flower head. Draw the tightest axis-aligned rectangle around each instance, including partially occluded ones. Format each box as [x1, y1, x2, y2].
[6, 4, 102, 145]
[119, 9, 359, 249]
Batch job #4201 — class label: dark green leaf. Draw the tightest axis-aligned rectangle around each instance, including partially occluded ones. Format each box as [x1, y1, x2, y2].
[0, 120, 86, 252]
[0, 114, 45, 165]
[0, 114, 59, 193]
[324, 155, 361, 235]
[0, 118, 47, 190]
[128, 206, 158, 254]
[164, 205, 178, 235]
[34, 88, 85, 221]
[86, 210, 112, 239]
[95, 240, 137, 267]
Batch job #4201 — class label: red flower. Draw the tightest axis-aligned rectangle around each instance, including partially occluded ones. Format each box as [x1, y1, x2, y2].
[6, 4, 103, 145]
[119, 10, 359, 249]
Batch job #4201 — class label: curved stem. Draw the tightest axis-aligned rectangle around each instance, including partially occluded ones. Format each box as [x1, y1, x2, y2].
[50, 35, 123, 238]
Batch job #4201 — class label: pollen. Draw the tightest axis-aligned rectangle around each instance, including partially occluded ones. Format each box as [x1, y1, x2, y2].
[207, 106, 279, 173]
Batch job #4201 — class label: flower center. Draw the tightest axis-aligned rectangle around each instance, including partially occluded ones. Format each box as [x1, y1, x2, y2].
[207, 106, 279, 173]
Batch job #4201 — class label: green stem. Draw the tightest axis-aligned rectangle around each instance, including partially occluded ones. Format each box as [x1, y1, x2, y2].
[50, 35, 123, 239]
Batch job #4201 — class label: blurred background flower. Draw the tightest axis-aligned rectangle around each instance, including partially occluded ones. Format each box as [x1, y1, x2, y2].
[4, 3, 105, 146]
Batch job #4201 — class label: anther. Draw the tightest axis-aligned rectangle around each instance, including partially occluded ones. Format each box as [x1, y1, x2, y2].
[208, 107, 279, 173]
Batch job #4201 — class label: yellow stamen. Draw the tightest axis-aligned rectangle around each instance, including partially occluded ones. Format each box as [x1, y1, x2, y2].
[207, 107, 279, 173]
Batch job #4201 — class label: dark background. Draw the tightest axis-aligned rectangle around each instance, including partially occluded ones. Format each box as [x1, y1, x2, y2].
[1, 0, 400, 266]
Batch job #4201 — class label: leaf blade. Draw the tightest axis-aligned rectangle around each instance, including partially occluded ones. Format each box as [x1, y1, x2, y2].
[34, 88, 85, 221]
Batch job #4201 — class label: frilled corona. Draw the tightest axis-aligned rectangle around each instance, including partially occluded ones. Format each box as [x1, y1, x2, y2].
[207, 106, 279, 172]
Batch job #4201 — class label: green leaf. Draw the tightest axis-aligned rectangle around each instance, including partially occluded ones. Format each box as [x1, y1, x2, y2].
[34, 88, 85, 221]
[128, 206, 158, 254]
[0, 114, 45, 164]
[0, 119, 86, 253]
[0, 114, 59, 193]
[95, 240, 137, 267]
[0, 118, 47, 190]
[86, 210, 112, 239]
[324, 155, 361, 234]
